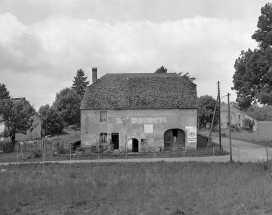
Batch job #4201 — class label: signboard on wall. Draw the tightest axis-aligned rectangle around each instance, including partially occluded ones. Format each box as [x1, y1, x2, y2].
[144, 124, 153, 133]
[185, 126, 197, 142]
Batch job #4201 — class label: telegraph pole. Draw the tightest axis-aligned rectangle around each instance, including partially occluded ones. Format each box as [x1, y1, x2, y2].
[218, 81, 222, 150]
[227, 93, 233, 162]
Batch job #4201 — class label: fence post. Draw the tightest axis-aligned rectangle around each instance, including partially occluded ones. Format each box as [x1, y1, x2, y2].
[266, 147, 268, 161]
[24, 142, 26, 150]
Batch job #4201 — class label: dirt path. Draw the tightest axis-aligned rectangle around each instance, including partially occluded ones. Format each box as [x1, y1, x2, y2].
[212, 135, 270, 162]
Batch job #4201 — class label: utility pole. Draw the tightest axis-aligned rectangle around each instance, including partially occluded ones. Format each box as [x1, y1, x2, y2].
[218, 81, 222, 150]
[227, 93, 233, 162]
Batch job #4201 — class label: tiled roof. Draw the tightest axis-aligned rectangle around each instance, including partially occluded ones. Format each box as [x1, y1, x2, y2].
[81, 73, 197, 110]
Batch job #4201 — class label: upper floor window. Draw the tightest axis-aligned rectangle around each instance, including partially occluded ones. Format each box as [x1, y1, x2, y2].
[100, 111, 107, 122]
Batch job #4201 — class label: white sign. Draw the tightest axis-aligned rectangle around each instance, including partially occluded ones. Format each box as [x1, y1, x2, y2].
[186, 126, 197, 142]
[0, 122, 4, 135]
[144, 124, 153, 133]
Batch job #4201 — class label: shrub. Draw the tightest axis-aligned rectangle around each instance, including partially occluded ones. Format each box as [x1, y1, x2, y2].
[230, 124, 241, 132]
[54, 141, 69, 154]
[222, 133, 227, 137]
[76, 147, 85, 153]
[26, 150, 43, 159]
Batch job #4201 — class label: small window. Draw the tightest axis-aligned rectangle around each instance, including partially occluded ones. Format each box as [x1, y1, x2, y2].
[100, 133, 107, 143]
[100, 111, 107, 122]
[238, 115, 241, 120]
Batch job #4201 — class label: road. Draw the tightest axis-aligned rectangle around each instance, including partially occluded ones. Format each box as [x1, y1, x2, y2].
[212, 135, 270, 162]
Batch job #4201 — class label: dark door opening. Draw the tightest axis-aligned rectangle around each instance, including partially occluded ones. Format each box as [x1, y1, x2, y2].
[164, 129, 185, 151]
[111, 133, 119, 149]
[132, 139, 139, 152]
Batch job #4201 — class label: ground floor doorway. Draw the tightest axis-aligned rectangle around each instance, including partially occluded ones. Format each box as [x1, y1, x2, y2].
[164, 129, 185, 151]
[111, 133, 119, 149]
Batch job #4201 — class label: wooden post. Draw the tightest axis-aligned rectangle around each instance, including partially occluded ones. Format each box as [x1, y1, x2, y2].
[24, 142, 26, 150]
[228, 93, 233, 162]
[266, 147, 268, 161]
[238, 146, 240, 162]
[218, 81, 222, 150]
[206, 94, 219, 151]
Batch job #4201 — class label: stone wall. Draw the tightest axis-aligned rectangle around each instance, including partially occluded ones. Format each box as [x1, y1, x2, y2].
[81, 109, 197, 150]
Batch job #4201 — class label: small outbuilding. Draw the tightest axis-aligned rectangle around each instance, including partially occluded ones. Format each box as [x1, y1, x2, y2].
[80, 68, 198, 151]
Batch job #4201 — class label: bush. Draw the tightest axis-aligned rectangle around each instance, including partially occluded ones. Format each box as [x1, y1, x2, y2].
[76, 147, 85, 153]
[26, 150, 43, 159]
[230, 124, 241, 132]
[54, 141, 69, 154]
[222, 133, 227, 137]
[2, 142, 14, 153]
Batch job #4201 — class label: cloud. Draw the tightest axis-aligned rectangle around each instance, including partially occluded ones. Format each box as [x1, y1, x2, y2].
[0, 13, 50, 72]
[0, 13, 258, 108]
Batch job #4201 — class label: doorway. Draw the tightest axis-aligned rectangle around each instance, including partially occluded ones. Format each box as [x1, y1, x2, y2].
[127, 138, 139, 152]
[111, 133, 119, 149]
[164, 129, 185, 151]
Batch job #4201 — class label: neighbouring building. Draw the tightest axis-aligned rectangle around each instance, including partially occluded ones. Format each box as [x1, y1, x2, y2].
[220, 102, 257, 131]
[0, 98, 41, 142]
[80, 68, 198, 152]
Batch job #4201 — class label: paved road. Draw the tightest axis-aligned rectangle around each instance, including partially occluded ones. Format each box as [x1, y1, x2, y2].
[212, 135, 270, 162]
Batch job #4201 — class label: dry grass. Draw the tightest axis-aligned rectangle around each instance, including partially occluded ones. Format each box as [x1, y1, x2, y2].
[1, 162, 272, 214]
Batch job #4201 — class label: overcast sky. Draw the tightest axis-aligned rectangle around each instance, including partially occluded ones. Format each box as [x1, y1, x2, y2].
[0, 0, 268, 110]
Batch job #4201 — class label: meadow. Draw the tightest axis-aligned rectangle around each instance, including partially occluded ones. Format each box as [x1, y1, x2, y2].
[1, 161, 272, 215]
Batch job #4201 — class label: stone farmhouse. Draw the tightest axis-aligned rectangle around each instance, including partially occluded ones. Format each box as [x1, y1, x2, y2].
[0, 98, 41, 142]
[80, 68, 197, 152]
[220, 102, 257, 131]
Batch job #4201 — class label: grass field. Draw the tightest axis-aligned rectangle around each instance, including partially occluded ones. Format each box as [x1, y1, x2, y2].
[1, 162, 272, 215]
[214, 130, 272, 148]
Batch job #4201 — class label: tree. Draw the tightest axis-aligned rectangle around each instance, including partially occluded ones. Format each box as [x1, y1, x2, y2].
[154, 66, 196, 82]
[39, 104, 65, 135]
[0, 83, 10, 99]
[0, 100, 36, 150]
[155, 66, 167, 73]
[245, 104, 272, 121]
[197, 95, 218, 128]
[232, 3, 272, 109]
[52, 88, 81, 126]
[71, 69, 90, 98]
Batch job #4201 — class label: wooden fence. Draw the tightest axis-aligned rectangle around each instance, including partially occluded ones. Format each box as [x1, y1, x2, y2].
[0, 138, 53, 152]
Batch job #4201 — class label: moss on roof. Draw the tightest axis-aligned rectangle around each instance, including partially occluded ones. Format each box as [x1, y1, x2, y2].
[81, 73, 197, 110]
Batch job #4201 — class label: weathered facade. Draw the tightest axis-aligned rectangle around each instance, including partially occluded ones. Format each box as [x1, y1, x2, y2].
[0, 98, 41, 142]
[220, 103, 257, 131]
[80, 69, 197, 151]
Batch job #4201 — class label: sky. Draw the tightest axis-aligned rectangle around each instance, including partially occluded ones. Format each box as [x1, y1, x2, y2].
[0, 0, 269, 110]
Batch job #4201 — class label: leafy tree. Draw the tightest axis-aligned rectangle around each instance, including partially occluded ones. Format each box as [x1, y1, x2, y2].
[38, 104, 65, 135]
[243, 118, 255, 131]
[154, 66, 196, 82]
[71, 69, 90, 98]
[155, 66, 167, 73]
[0, 100, 36, 150]
[197, 95, 218, 128]
[52, 88, 81, 126]
[0, 83, 10, 99]
[245, 104, 272, 121]
[232, 3, 272, 109]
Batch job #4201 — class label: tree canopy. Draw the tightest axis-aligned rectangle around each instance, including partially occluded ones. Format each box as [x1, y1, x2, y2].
[154, 66, 196, 82]
[245, 104, 272, 121]
[38, 104, 64, 135]
[0, 100, 36, 148]
[52, 88, 81, 126]
[71, 69, 90, 98]
[0, 83, 10, 99]
[232, 3, 272, 109]
[197, 95, 218, 128]
[155, 66, 167, 73]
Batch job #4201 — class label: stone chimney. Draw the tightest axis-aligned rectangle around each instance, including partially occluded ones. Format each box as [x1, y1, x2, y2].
[92, 67, 97, 84]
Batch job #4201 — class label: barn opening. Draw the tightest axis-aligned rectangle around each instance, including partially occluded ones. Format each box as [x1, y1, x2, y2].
[127, 138, 139, 152]
[164, 129, 185, 151]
